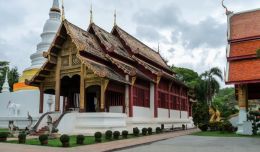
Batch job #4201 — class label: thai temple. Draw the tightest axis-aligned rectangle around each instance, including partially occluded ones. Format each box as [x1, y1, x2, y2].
[0, 0, 194, 134]
[225, 8, 260, 135]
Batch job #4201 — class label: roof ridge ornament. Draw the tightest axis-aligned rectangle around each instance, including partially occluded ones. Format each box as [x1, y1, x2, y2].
[114, 9, 117, 26]
[222, 0, 233, 15]
[90, 4, 93, 24]
[62, 0, 65, 21]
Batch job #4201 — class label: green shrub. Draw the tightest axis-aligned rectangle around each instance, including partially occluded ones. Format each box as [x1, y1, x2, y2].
[133, 127, 140, 136]
[122, 130, 128, 139]
[113, 131, 120, 140]
[156, 127, 161, 134]
[60, 134, 70, 147]
[0, 132, 9, 142]
[142, 128, 148, 135]
[94, 132, 102, 143]
[76, 135, 85, 145]
[18, 132, 26, 144]
[105, 130, 113, 140]
[39, 134, 48, 145]
[198, 123, 208, 132]
[222, 121, 233, 133]
[148, 127, 153, 135]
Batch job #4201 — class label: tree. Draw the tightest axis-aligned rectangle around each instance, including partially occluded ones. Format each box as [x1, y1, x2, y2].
[212, 87, 238, 118]
[200, 67, 223, 105]
[8, 67, 19, 91]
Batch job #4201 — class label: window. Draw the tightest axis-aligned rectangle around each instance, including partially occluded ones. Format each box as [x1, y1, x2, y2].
[133, 86, 150, 107]
[107, 91, 123, 106]
[158, 92, 168, 109]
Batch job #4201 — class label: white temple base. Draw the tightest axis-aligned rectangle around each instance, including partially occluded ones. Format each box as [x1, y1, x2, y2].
[57, 112, 194, 135]
[236, 108, 251, 135]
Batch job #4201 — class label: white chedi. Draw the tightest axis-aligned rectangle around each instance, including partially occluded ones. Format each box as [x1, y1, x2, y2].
[2, 71, 10, 93]
[27, 0, 61, 70]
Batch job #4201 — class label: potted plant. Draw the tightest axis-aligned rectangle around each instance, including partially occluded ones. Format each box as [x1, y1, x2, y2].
[142, 128, 148, 135]
[18, 132, 26, 144]
[0, 132, 8, 142]
[60, 134, 70, 147]
[122, 130, 128, 139]
[156, 127, 161, 134]
[94, 132, 102, 143]
[76, 135, 85, 145]
[133, 127, 140, 136]
[105, 130, 112, 140]
[148, 127, 153, 135]
[39, 134, 48, 145]
[113, 131, 120, 140]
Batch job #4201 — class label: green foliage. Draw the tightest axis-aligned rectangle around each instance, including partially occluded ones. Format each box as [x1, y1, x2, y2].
[172, 67, 200, 88]
[113, 131, 120, 140]
[133, 127, 140, 136]
[76, 135, 85, 145]
[94, 132, 102, 142]
[122, 130, 128, 139]
[105, 130, 112, 140]
[0, 132, 8, 142]
[60, 134, 70, 147]
[155, 127, 161, 134]
[256, 48, 260, 58]
[198, 123, 208, 131]
[212, 88, 238, 118]
[142, 128, 148, 135]
[248, 111, 260, 135]
[39, 134, 48, 145]
[192, 102, 209, 125]
[18, 132, 26, 144]
[148, 127, 153, 135]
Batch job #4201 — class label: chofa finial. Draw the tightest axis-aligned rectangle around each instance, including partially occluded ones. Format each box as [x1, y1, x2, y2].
[90, 4, 93, 23]
[222, 0, 233, 15]
[62, 0, 65, 21]
[114, 9, 117, 26]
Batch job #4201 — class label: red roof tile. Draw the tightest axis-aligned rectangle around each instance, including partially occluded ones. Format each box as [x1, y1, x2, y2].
[230, 39, 260, 57]
[230, 10, 260, 40]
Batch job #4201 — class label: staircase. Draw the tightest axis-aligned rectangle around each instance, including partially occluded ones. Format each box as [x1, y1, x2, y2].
[31, 126, 49, 136]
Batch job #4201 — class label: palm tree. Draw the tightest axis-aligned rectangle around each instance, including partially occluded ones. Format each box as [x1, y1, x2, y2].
[200, 67, 223, 105]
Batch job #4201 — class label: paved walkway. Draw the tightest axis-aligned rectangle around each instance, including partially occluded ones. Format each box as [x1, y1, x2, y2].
[116, 135, 260, 152]
[0, 129, 198, 152]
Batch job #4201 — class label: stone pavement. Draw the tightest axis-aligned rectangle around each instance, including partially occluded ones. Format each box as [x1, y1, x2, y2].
[116, 135, 260, 152]
[0, 129, 198, 152]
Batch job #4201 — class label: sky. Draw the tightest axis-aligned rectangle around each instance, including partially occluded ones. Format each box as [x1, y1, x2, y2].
[0, 0, 260, 87]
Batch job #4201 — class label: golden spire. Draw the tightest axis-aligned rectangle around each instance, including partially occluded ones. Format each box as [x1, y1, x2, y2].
[114, 9, 117, 26]
[62, 0, 65, 21]
[90, 4, 93, 23]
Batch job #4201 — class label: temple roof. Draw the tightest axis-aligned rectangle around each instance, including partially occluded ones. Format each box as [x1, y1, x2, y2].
[27, 20, 184, 86]
[230, 9, 260, 41]
[113, 26, 171, 71]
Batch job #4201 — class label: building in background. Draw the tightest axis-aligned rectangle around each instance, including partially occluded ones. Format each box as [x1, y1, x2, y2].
[225, 9, 260, 134]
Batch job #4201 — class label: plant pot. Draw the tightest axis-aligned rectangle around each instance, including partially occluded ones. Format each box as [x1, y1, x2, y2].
[62, 142, 70, 147]
[76, 140, 84, 145]
[0, 137, 7, 142]
[40, 140, 48, 145]
[19, 139, 26, 144]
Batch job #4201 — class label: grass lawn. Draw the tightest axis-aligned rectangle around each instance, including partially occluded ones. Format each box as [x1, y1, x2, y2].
[191, 131, 260, 138]
[7, 134, 142, 147]
[0, 128, 9, 132]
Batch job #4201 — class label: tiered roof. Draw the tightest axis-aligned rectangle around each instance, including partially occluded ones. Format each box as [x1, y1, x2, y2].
[226, 9, 260, 84]
[27, 20, 184, 87]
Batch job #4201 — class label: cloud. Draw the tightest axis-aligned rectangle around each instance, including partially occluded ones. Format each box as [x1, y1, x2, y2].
[135, 26, 165, 42]
[133, 3, 226, 49]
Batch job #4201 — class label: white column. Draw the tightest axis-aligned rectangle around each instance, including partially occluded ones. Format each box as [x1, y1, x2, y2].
[150, 82, 155, 118]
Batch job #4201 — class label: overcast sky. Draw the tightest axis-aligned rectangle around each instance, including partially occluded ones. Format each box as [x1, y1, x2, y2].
[0, 0, 259, 86]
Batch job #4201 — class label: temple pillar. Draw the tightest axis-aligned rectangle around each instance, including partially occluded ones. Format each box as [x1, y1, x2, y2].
[150, 82, 155, 118]
[125, 75, 130, 116]
[100, 79, 109, 112]
[80, 64, 86, 112]
[237, 84, 248, 134]
[39, 84, 44, 113]
[154, 76, 161, 118]
[55, 56, 61, 112]
[129, 77, 136, 117]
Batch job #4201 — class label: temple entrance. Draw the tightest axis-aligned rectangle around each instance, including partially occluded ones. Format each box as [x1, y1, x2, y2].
[60, 75, 80, 112]
[86, 85, 101, 112]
